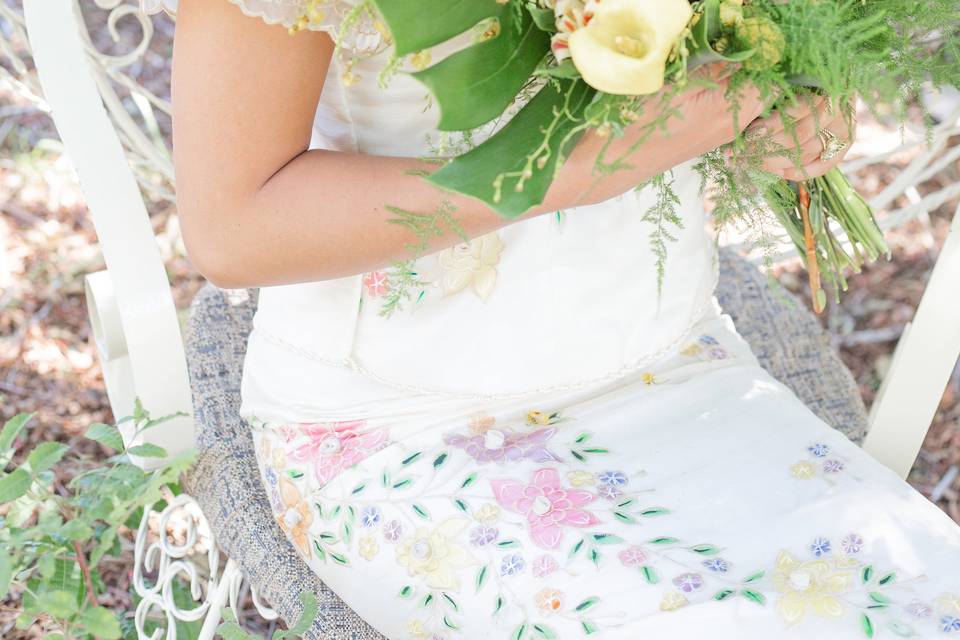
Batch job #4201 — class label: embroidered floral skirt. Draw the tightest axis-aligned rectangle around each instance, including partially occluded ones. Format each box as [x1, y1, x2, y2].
[249, 311, 960, 639]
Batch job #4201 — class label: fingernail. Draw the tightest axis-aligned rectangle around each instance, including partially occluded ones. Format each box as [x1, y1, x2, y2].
[747, 124, 768, 139]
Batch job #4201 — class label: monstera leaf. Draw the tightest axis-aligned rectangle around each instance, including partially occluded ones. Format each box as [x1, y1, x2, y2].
[429, 80, 596, 218]
[373, 0, 550, 130]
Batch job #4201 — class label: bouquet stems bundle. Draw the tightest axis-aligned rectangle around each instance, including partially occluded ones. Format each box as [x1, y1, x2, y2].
[356, 0, 959, 310]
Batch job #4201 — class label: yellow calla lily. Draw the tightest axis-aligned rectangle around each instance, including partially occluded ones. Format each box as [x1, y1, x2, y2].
[568, 0, 693, 96]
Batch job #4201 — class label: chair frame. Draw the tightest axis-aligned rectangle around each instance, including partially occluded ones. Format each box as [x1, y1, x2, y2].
[16, 0, 960, 636]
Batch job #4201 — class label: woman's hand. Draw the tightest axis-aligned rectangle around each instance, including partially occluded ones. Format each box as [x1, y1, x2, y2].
[744, 94, 855, 181]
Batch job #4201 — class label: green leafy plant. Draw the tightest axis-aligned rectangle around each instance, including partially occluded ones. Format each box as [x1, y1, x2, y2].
[0, 405, 192, 639]
[217, 592, 318, 640]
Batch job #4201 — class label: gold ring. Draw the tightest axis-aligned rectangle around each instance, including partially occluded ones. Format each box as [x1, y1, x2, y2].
[818, 129, 848, 162]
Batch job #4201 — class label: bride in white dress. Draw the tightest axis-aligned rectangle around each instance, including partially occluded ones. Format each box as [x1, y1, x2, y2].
[166, 0, 960, 638]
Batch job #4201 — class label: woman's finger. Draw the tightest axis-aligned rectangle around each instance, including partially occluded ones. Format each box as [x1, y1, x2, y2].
[760, 112, 849, 171]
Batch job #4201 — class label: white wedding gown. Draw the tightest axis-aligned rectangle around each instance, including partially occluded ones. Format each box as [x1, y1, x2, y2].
[151, 0, 960, 637]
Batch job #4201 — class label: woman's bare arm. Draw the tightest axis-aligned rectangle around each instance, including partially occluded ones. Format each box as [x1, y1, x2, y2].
[173, 1, 771, 289]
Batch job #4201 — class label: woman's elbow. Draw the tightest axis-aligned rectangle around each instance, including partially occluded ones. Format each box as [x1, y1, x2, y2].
[178, 206, 252, 289]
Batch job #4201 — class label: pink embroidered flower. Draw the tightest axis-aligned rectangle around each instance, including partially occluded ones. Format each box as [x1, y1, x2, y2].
[444, 428, 561, 465]
[532, 554, 559, 578]
[363, 270, 389, 297]
[618, 546, 648, 566]
[490, 468, 599, 549]
[288, 420, 388, 486]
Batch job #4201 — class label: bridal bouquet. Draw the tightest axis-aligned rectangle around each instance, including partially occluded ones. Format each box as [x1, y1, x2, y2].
[335, 0, 958, 310]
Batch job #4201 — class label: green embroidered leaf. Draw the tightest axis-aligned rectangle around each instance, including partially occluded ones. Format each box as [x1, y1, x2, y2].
[571, 450, 587, 462]
[381, 470, 390, 487]
[428, 79, 595, 219]
[401, 452, 422, 466]
[744, 570, 766, 583]
[740, 589, 767, 606]
[641, 565, 659, 584]
[878, 572, 897, 585]
[861, 613, 875, 638]
[350, 482, 366, 495]
[868, 592, 891, 606]
[371, 0, 503, 56]
[532, 624, 557, 639]
[613, 512, 637, 524]
[497, 539, 520, 548]
[581, 448, 609, 454]
[340, 521, 353, 545]
[861, 565, 874, 583]
[574, 433, 592, 444]
[714, 589, 735, 601]
[569, 538, 585, 559]
[512, 623, 527, 640]
[287, 469, 304, 480]
[454, 498, 470, 513]
[443, 616, 459, 630]
[575, 597, 600, 612]
[640, 508, 671, 517]
[591, 533, 624, 545]
[887, 621, 915, 637]
[312, 541, 327, 563]
[393, 478, 414, 490]
[399, 585, 414, 598]
[589, 548, 601, 566]
[581, 620, 599, 635]
[422, 594, 434, 607]
[433, 452, 448, 469]
[442, 593, 459, 611]
[330, 504, 342, 520]
[691, 544, 720, 555]
[616, 498, 635, 508]
[648, 537, 679, 545]
[412, 504, 430, 519]
[411, 7, 550, 131]
[460, 473, 477, 489]
[494, 595, 504, 615]
[475, 565, 489, 592]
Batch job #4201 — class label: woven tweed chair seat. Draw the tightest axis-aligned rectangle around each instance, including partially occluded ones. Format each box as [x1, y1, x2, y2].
[184, 249, 868, 639]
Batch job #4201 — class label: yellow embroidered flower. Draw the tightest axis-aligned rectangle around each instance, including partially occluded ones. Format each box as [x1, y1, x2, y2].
[437, 232, 505, 301]
[680, 344, 703, 357]
[468, 413, 497, 435]
[660, 591, 689, 611]
[271, 446, 287, 471]
[567, 0, 693, 95]
[359, 535, 379, 561]
[276, 478, 313, 560]
[936, 593, 960, 615]
[475, 504, 501, 524]
[791, 461, 816, 479]
[772, 551, 851, 623]
[567, 470, 596, 487]
[535, 588, 564, 614]
[527, 410, 553, 426]
[395, 518, 475, 590]
[406, 619, 428, 638]
[641, 372, 656, 385]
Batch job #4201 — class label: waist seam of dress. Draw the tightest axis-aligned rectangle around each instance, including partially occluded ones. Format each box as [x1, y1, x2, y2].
[248, 254, 721, 402]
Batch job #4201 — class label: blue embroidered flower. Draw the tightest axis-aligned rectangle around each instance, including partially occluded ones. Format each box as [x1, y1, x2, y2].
[470, 525, 498, 546]
[359, 506, 381, 528]
[702, 558, 730, 573]
[699, 335, 719, 346]
[810, 537, 831, 557]
[597, 471, 628, 486]
[264, 467, 278, 486]
[823, 459, 845, 474]
[808, 443, 830, 458]
[940, 615, 960, 633]
[501, 554, 525, 576]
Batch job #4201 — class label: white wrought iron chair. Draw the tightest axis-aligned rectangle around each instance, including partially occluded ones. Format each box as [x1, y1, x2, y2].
[12, 0, 960, 637]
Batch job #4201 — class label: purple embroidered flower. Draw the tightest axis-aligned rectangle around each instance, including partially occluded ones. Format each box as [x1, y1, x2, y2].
[702, 558, 730, 573]
[810, 537, 832, 557]
[618, 546, 648, 566]
[359, 506, 381, 528]
[597, 484, 623, 500]
[470, 525, 499, 546]
[708, 348, 728, 360]
[672, 572, 704, 593]
[264, 467, 278, 486]
[501, 554, 525, 577]
[383, 519, 403, 542]
[905, 601, 933, 618]
[807, 443, 830, 458]
[532, 554, 559, 578]
[940, 616, 960, 633]
[699, 335, 719, 346]
[823, 459, 845, 473]
[840, 533, 863, 554]
[444, 428, 561, 464]
[597, 471, 628, 487]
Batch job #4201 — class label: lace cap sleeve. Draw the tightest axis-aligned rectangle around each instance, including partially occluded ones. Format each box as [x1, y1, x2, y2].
[138, 0, 365, 40]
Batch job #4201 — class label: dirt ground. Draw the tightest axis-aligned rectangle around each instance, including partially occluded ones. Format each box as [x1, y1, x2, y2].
[1, 2, 958, 637]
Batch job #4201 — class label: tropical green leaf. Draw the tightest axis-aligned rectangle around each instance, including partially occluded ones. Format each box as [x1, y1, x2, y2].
[412, 6, 551, 130]
[687, 0, 755, 68]
[372, 0, 503, 56]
